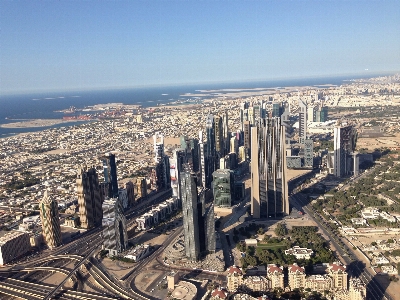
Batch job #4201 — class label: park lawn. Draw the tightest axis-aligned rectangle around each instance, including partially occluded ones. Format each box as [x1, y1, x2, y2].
[256, 243, 285, 250]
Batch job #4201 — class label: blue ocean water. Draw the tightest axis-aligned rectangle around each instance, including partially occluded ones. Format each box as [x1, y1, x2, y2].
[0, 74, 376, 138]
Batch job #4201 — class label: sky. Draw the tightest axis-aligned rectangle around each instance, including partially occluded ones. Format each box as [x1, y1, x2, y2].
[1, 0, 400, 94]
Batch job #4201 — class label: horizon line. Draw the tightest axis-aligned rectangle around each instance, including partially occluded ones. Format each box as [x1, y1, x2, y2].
[1, 70, 399, 97]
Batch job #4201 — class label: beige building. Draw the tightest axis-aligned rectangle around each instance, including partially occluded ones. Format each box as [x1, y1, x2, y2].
[288, 264, 306, 289]
[328, 262, 348, 290]
[334, 278, 366, 300]
[167, 272, 180, 290]
[0, 231, 31, 265]
[136, 177, 147, 198]
[266, 264, 284, 289]
[39, 191, 62, 249]
[227, 265, 243, 292]
[305, 274, 333, 291]
[242, 276, 270, 292]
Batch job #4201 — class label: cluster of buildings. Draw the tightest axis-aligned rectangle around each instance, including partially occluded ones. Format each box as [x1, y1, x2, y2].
[224, 263, 366, 300]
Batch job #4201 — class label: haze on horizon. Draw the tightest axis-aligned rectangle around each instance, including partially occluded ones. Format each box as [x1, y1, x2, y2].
[1, 0, 399, 94]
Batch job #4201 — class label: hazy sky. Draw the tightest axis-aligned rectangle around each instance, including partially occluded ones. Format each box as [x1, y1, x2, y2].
[1, 0, 400, 93]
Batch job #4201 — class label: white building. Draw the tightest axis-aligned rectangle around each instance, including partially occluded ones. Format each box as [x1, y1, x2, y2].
[124, 244, 151, 262]
[285, 246, 314, 260]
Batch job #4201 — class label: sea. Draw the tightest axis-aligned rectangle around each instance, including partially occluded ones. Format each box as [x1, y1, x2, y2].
[0, 74, 378, 138]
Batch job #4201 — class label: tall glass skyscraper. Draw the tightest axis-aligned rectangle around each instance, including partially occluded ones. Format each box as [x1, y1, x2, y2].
[181, 165, 215, 261]
[251, 117, 289, 218]
[103, 153, 119, 198]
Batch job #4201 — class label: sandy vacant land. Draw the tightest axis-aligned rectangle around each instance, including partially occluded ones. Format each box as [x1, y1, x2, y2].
[357, 133, 400, 151]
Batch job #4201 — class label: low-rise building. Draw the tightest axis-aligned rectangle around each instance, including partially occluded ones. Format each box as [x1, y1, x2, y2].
[124, 244, 151, 262]
[285, 246, 314, 260]
[350, 218, 367, 226]
[211, 287, 229, 300]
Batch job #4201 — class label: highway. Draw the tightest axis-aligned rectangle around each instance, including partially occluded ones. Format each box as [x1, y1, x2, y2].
[291, 192, 392, 300]
[0, 276, 115, 300]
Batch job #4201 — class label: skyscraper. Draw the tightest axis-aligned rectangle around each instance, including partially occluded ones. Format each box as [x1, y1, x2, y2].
[214, 115, 223, 163]
[240, 101, 249, 131]
[251, 117, 289, 218]
[205, 115, 216, 188]
[280, 102, 292, 156]
[181, 165, 215, 260]
[298, 99, 307, 144]
[125, 181, 135, 208]
[77, 167, 103, 229]
[334, 125, 357, 178]
[170, 148, 186, 198]
[103, 153, 119, 198]
[181, 165, 201, 260]
[154, 132, 165, 163]
[102, 198, 128, 257]
[222, 111, 229, 155]
[212, 169, 235, 207]
[272, 102, 284, 118]
[199, 131, 206, 188]
[304, 139, 314, 168]
[40, 191, 62, 249]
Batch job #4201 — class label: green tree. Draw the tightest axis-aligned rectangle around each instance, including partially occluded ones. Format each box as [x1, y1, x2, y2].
[275, 223, 287, 237]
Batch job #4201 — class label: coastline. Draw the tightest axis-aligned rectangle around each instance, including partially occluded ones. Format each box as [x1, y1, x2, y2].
[0, 119, 88, 129]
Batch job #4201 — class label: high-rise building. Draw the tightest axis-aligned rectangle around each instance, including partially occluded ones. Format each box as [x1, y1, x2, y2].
[77, 167, 103, 229]
[222, 112, 229, 155]
[39, 191, 62, 249]
[238, 146, 246, 163]
[212, 169, 235, 207]
[181, 165, 215, 260]
[298, 99, 307, 144]
[102, 198, 128, 257]
[243, 121, 251, 151]
[206, 115, 216, 188]
[102, 153, 119, 198]
[304, 139, 314, 168]
[272, 102, 284, 118]
[334, 125, 357, 178]
[0, 231, 31, 265]
[307, 106, 316, 122]
[181, 166, 201, 260]
[251, 117, 289, 218]
[170, 148, 186, 198]
[154, 133, 165, 163]
[199, 131, 206, 188]
[125, 181, 135, 208]
[353, 152, 360, 176]
[190, 138, 200, 173]
[215, 115, 223, 164]
[136, 177, 147, 198]
[230, 136, 238, 155]
[240, 102, 249, 131]
[319, 106, 328, 122]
